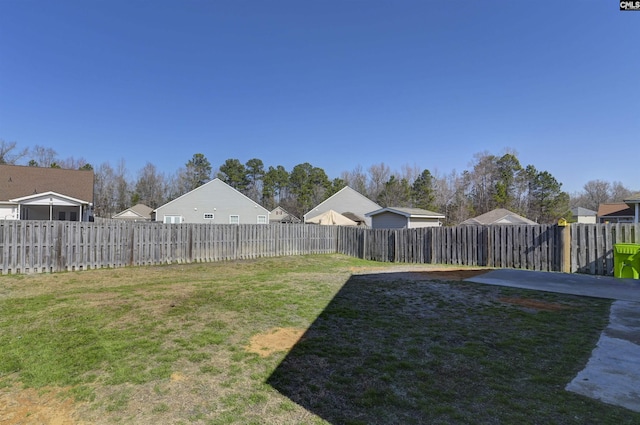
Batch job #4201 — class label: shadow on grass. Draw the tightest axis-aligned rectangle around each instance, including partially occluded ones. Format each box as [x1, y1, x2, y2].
[266, 271, 640, 425]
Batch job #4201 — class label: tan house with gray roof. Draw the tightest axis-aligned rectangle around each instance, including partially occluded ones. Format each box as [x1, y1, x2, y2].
[460, 208, 537, 226]
[112, 203, 153, 221]
[0, 164, 94, 221]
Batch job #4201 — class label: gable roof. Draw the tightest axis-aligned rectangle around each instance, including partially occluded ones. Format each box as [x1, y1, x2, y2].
[113, 203, 153, 220]
[154, 178, 269, 213]
[11, 191, 88, 205]
[269, 206, 301, 223]
[304, 186, 381, 220]
[597, 203, 634, 218]
[366, 207, 445, 218]
[0, 164, 94, 202]
[460, 208, 537, 225]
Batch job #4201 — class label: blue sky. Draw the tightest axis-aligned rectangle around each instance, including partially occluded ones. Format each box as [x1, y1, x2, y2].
[1, 0, 638, 193]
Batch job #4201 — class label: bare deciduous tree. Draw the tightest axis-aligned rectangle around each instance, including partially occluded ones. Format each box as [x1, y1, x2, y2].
[0, 140, 28, 164]
[133, 163, 167, 209]
[30, 145, 58, 167]
[367, 162, 391, 202]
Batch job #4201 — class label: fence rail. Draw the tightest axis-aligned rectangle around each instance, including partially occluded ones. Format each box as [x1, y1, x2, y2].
[0, 221, 638, 276]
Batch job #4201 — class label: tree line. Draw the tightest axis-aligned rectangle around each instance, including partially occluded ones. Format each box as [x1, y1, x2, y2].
[1, 140, 637, 224]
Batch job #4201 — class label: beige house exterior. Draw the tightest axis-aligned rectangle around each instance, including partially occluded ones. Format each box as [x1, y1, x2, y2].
[112, 204, 153, 221]
[460, 208, 537, 226]
[269, 206, 301, 224]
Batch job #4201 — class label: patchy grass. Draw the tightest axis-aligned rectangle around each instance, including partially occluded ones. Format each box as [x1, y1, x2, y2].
[0, 254, 639, 424]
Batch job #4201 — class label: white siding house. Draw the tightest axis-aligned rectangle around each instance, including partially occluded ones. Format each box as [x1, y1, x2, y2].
[366, 207, 445, 229]
[0, 164, 95, 221]
[570, 207, 597, 224]
[154, 179, 270, 224]
[304, 186, 381, 227]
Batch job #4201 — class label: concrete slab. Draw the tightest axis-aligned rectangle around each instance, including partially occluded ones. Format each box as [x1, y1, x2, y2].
[566, 301, 640, 412]
[465, 269, 640, 302]
[465, 270, 640, 412]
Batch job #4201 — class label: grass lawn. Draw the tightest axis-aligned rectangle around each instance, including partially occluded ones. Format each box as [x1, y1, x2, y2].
[1, 254, 639, 424]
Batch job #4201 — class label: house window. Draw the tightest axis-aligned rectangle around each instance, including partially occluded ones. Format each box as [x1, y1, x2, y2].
[203, 213, 214, 220]
[229, 215, 239, 225]
[257, 215, 267, 224]
[164, 215, 183, 224]
[70, 211, 77, 221]
[58, 211, 66, 221]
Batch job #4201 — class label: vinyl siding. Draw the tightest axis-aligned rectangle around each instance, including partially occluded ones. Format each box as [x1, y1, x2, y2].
[371, 212, 409, 229]
[407, 217, 442, 228]
[155, 179, 270, 224]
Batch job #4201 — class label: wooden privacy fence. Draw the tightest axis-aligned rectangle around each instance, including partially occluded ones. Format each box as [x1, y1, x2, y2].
[0, 220, 638, 275]
[571, 223, 640, 275]
[0, 221, 337, 274]
[336, 224, 564, 272]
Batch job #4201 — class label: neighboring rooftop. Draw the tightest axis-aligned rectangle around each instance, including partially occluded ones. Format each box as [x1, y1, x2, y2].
[460, 208, 537, 225]
[571, 207, 597, 217]
[597, 203, 634, 218]
[0, 164, 94, 202]
[366, 207, 445, 218]
[112, 203, 153, 220]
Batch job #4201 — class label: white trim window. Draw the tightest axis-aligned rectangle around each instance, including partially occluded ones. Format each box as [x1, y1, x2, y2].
[257, 215, 267, 224]
[229, 215, 240, 224]
[203, 213, 214, 220]
[163, 215, 183, 224]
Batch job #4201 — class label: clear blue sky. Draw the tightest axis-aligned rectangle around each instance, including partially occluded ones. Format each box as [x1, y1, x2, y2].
[1, 0, 638, 193]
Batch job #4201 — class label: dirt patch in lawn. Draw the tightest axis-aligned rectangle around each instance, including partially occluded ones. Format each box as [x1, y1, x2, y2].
[412, 269, 491, 281]
[500, 297, 571, 311]
[0, 384, 86, 425]
[246, 327, 306, 357]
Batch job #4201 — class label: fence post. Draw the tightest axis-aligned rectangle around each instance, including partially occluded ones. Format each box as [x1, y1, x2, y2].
[561, 223, 571, 273]
[362, 229, 367, 260]
[128, 223, 135, 267]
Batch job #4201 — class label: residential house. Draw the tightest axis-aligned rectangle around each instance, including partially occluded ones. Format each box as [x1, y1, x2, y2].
[624, 197, 640, 223]
[0, 164, 94, 221]
[269, 206, 301, 224]
[304, 186, 381, 227]
[306, 209, 357, 226]
[598, 200, 640, 223]
[112, 203, 153, 221]
[154, 178, 270, 224]
[570, 207, 597, 224]
[460, 208, 537, 226]
[366, 207, 445, 229]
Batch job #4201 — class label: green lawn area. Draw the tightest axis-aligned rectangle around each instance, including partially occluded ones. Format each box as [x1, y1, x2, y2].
[0, 254, 639, 424]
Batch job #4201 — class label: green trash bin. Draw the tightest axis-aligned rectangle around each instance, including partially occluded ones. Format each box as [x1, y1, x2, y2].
[613, 243, 640, 279]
